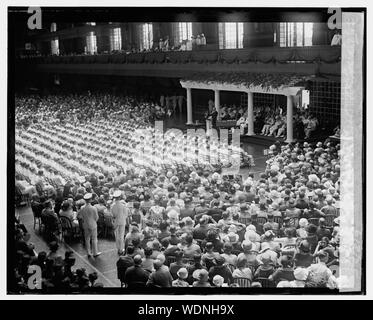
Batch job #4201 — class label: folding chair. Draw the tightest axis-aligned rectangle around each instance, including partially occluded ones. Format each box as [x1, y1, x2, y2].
[233, 277, 251, 288]
[224, 263, 236, 274]
[255, 277, 274, 288]
[289, 217, 299, 228]
[59, 216, 81, 242]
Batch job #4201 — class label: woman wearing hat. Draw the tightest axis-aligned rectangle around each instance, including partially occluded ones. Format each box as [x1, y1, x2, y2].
[253, 252, 275, 280]
[238, 240, 260, 272]
[232, 256, 253, 281]
[269, 255, 295, 285]
[192, 269, 211, 287]
[172, 267, 189, 287]
[221, 242, 238, 266]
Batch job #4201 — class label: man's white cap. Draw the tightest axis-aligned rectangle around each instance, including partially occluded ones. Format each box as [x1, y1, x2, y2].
[113, 190, 122, 198]
[83, 193, 92, 200]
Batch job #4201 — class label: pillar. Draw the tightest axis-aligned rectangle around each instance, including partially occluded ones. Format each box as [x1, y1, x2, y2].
[286, 95, 294, 143]
[214, 89, 221, 120]
[246, 91, 254, 136]
[186, 87, 193, 125]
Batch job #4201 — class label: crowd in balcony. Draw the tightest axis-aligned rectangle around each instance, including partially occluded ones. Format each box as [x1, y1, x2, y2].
[14, 91, 340, 291]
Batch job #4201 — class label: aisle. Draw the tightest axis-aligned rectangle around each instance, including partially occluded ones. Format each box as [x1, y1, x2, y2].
[16, 206, 122, 288]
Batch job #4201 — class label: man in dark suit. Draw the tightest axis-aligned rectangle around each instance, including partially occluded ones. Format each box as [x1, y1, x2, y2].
[124, 255, 150, 288]
[147, 260, 173, 288]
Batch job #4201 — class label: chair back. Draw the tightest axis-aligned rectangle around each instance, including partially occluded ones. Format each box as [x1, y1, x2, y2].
[233, 277, 251, 288]
[238, 217, 251, 226]
[97, 211, 105, 223]
[31, 202, 43, 218]
[256, 217, 267, 234]
[104, 215, 114, 228]
[149, 216, 163, 226]
[257, 217, 267, 225]
[288, 217, 299, 228]
[225, 263, 236, 274]
[255, 277, 274, 288]
[273, 216, 283, 227]
[166, 256, 177, 266]
[130, 212, 142, 225]
[59, 216, 72, 231]
[308, 218, 320, 226]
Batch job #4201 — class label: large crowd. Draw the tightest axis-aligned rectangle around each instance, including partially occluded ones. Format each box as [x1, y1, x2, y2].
[13, 92, 341, 291]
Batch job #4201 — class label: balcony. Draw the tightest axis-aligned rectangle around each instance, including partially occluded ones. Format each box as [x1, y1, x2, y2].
[19, 46, 341, 78]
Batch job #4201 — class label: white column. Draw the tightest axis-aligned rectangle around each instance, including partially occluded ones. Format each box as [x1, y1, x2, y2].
[285, 95, 294, 143]
[214, 89, 221, 120]
[246, 91, 254, 136]
[186, 87, 193, 125]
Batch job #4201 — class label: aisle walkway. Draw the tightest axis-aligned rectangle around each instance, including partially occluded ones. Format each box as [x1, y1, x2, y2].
[17, 206, 122, 287]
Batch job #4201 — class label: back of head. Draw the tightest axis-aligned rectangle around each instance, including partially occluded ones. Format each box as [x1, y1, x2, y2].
[126, 246, 135, 255]
[133, 255, 143, 266]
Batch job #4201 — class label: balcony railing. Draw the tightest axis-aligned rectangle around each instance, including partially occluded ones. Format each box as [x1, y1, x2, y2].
[20, 45, 341, 65]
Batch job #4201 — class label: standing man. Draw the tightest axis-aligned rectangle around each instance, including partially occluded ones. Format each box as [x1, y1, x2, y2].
[160, 95, 165, 108]
[111, 190, 129, 255]
[177, 95, 185, 114]
[78, 193, 101, 258]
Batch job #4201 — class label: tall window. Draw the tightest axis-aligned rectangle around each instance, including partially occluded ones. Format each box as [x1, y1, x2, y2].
[218, 22, 244, 49]
[110, 27, 122, 51]
[51, 38, 59, 55]
[50, 22, 57, 32]
[86, 32, 97, 54]
[174, 22, 193, 44]
[279, 22, 313, 47]
[140, 23, 153, 50]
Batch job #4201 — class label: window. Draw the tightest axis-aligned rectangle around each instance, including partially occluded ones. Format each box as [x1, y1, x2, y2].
[110, 27, 122, 51]
[51, 38, 59, 55]
[218, 22, 244, 49]
[87, 22, 96, 26]
[86, 32, 97, 54]
[140, 23, 153, 50]
[50, 23, 57, 32]
[174, 22, 193, 45]
[279, 22, 313, 47]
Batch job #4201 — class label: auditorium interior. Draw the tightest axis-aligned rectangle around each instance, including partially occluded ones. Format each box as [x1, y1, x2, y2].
[11, 8, 343, 292]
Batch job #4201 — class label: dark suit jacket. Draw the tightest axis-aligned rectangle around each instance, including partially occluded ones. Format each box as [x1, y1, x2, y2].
[124, 265, 150, 287]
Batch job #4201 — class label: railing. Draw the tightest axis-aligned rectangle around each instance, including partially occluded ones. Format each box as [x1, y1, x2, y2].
[19, 45, 341, 65]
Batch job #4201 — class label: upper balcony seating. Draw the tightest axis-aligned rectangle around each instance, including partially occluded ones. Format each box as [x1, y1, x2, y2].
[21, 45, 341, 65]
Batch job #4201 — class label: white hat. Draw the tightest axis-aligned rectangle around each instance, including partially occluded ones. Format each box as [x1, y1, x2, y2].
[177, 268, 188, 279]
[113, 190, 122, 198]
[294, 268, 309, 281]
[212, 275, 224, 286]
[78, 176, 86, 184]
[83, 193, 92, 200]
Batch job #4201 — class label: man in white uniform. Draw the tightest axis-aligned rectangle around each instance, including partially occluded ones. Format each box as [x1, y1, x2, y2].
[111, 190, 129, 255]
[78, 193, 101, 258]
